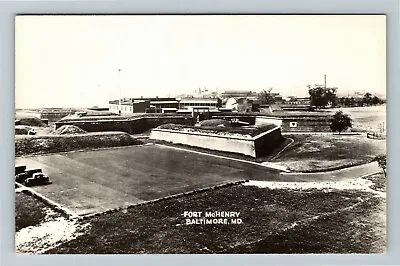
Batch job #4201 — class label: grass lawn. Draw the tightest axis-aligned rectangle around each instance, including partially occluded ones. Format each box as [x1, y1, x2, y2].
[229, 196, 385, 253]
[330, 105, 386, 133]
[15, 132, 142, 157]
[45, 183, 384, 254]
[274, 134, 386, 172]
[15, 192, 50, 232]
[15, 145, 282, 216]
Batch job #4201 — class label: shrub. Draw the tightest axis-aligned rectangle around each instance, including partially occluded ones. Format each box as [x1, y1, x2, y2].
[374, 155, 387, 177]
[330, 111, 352, 134]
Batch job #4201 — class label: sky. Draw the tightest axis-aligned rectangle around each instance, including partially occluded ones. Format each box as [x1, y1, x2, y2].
[15, 15, 386, 109]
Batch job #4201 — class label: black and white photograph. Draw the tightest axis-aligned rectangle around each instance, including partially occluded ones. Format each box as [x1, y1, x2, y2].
[14, 15, 387, 254]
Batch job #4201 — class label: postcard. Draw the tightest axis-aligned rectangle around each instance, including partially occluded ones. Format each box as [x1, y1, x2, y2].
[15, 15, 386, 254]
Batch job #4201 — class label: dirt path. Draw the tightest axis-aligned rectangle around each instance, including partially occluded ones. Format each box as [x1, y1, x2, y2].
[280, 162, 382, 181]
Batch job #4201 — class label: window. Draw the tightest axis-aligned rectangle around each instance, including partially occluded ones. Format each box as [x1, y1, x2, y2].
[289, 121, 297, 128]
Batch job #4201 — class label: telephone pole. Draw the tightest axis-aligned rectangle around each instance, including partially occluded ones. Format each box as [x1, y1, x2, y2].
[324, 74, 327, 89]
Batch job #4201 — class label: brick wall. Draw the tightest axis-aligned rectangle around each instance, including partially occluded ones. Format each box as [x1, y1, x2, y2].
[280, 117, 332, 132]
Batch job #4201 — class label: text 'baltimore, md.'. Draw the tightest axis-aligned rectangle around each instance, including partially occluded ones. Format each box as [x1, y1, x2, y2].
[182, 211, 243, 225]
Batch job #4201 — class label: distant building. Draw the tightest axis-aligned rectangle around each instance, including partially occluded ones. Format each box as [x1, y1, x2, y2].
[287, 97, 311, 105]
[109, 96, 223, 114]
[109, 98, 151, 114]
[265, 112, 332, 132]
[225, 97, 257, 113]
[221, 90, 254, 98]
[149, 99, 179, 113]
[269, 92, 284, 103]
[280, 105, 315, 112]
[178, 97, 221, 110]
[109, 97, 181, 114]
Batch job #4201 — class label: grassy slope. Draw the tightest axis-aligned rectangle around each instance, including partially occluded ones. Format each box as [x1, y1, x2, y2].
[229, 196, 385, 253]
[46, 185, 381, 254]
[15, 132, 142, 157]
[15, 192, 49, 232]
[274, 134, 386, 172]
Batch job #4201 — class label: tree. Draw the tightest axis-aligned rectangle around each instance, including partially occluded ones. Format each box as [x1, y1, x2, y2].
[363, 92, 372, 105]
[309, 87, 337, 108]
[354, 97, 364, 107]
[343, 97, 356, 107]
[309, 87, 327, 108]
[371, 96, 381, 105]
[325, 88, 338, 107]
[258, 89, 276, 105]
[330, 111, 352, 134]
[375, 155, 387, 177]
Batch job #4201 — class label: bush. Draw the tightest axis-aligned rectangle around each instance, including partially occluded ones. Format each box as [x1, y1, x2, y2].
[374, 155, 387, 177]
[330, 111, 352, 134]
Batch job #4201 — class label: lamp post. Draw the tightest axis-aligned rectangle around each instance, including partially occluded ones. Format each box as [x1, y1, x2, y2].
[118, 68, 122, 115]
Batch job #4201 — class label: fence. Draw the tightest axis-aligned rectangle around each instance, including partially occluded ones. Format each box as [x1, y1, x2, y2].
[367, 132, 386, 140]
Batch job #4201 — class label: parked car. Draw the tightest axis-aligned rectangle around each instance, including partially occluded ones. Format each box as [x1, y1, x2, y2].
[14, 166, 51, 187]
[24, 173, 51, 187]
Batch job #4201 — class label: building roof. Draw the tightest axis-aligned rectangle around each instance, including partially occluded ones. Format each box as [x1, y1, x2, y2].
[179, 98, 219, 103]
[132, 97, 176, 101]
[176, 109, 192, 113]
[222, 90, 252, 94]
[150, 101, 179, 104]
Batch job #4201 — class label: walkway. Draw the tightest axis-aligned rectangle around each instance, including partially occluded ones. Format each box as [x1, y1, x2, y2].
[280, 162, 381, 182]
[282, 132, 362, 136]
[155, 144, 381, 182]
